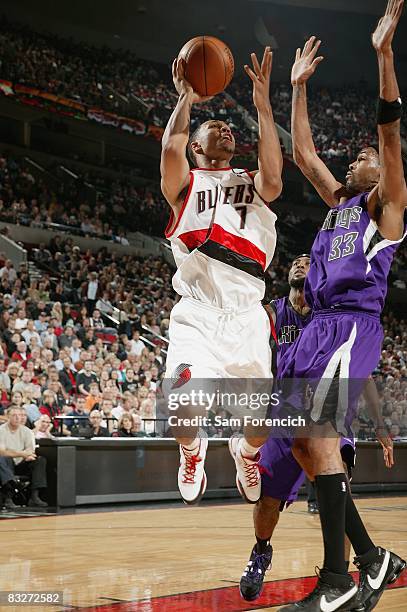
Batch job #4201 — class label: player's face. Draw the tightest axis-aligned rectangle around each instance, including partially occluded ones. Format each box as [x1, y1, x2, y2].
[288, 256, 310, 289]
[195, 121, 235, 160]
[346, 148, 380, 193]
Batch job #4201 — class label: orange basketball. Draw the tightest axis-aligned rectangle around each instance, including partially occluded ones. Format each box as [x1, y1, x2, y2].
[178, 36, 234, 97]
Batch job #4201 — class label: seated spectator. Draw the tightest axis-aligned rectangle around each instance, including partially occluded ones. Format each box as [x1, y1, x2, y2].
[22, 390, 41, 426]
[11, 340, 30, 365]
[87, 410, 110, 437]
[0, 405, 48, 508]
[84, 382, 102, 412]
[130, 330, 145, 356]
[12, 369, 33, 394]
[89, 309, 104, 329]
[34, 415, 54, 439]
[115, 413, 138, 437]
[76, 360, 98, 395]
[58, 356, 76, 395]
[0, 357, 11, 393]
[22, 320, 41, 347]
[39, 390, 61, 428]
[67, 397, 89, 434]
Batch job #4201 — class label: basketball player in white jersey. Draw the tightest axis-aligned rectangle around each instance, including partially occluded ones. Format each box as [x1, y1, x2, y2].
[160, 47, 283, 504]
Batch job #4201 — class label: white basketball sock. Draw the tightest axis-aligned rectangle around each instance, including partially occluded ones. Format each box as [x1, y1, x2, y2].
[241, 438, 260, 458]
[182, 438, 200, 452]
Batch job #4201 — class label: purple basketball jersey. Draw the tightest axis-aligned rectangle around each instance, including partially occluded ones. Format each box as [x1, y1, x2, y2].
[271, 296, 311, 367]
[305, 192, 407, 315]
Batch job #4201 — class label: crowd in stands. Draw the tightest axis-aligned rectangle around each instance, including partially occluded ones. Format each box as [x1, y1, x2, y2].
[0, 248, 175, 441]
[230, 79, 407, 164]
[0, 152, 169, 238]
[0, 18, 255, 151]
[1, 18, 406, 168]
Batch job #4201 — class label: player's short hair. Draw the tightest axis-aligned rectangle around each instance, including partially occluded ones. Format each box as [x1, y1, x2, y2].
[292, 254, 311, 265]
[187, 124, 203, 166]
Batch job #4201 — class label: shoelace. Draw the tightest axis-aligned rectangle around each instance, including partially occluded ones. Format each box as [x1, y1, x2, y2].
[182, 447, 202, 484]
[242, 456, 260, 488]
[242, 552, 271, 580]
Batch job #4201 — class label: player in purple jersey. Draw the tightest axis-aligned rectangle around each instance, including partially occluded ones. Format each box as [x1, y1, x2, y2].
[240, 255, 358, 602]
[279, 2, 407, 611]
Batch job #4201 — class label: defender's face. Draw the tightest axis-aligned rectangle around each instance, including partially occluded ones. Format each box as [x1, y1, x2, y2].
[346, 148, 380, 193]
[288, 256, 311, 288]
[193, 121, 235, 161]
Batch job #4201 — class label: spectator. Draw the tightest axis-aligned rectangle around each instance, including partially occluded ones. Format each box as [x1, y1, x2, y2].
[87, 410, 110, 437]
[76, 360, 98, 396]
[115, 413, 138, 437]
[34, 415, 54, 440]
[0, 405, 48, 507]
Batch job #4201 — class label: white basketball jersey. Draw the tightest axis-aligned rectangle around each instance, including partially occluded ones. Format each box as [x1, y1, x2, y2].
[166, 167, 277, 309]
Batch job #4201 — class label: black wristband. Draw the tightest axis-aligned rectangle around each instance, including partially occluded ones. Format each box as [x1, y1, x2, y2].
[377, 97, 402, 125]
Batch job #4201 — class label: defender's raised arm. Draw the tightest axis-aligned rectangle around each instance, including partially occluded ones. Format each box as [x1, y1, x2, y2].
[291, 37, 345, 207]
[368, 0, 407, 239]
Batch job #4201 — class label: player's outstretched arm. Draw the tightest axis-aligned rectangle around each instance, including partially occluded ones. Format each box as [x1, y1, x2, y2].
[368, 0, 407, 239]
[245, 47, 283, 203]
[160, 58, 210, 208]
[291, 38, 345, 208]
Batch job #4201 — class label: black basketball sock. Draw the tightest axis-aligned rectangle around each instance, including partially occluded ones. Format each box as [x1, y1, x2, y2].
[315, 473, 348, 576]
[256, 536, 271, 554]
[345, 482, 375, 556]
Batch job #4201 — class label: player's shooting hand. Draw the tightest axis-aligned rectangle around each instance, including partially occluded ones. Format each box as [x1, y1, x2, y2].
[376, 426, 394, 468]
[172, 58, 213, 104]
[372, 0, 404, 53]
[244, 47, 273, 111]
[291, 36, 324, 86]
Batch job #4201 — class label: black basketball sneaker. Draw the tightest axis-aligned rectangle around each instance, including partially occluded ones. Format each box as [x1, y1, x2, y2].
[240, 543, 273, 601]
[353, 547, 406, 611]
[278, 568, 361, 611]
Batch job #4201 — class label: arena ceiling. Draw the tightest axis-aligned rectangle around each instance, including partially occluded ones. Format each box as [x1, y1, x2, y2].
[3, 0, 407, 87]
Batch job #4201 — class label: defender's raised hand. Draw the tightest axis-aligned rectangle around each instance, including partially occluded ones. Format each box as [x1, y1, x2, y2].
[172, 57, 212, 104]
[244, 47, 273, 111]
[291, 36, 324, 86]
[372, 0, 404, 53]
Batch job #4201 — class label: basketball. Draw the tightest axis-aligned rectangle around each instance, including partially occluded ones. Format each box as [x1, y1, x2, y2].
[178, 36, 234, 97]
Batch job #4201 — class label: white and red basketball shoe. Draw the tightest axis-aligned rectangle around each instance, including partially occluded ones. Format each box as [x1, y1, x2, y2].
[178, 436, 208, 504]
[229, 434, 261, 503]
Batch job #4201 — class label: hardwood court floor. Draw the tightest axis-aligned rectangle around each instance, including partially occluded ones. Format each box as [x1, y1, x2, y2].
[0, 496, 406, 611]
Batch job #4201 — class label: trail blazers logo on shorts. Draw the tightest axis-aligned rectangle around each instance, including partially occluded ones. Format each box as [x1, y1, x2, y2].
[171, 363, 192, 389]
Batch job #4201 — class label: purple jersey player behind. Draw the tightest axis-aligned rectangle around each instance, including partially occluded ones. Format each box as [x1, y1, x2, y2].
[240, 255, 357, 603]
[279, 4, 407, 611]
